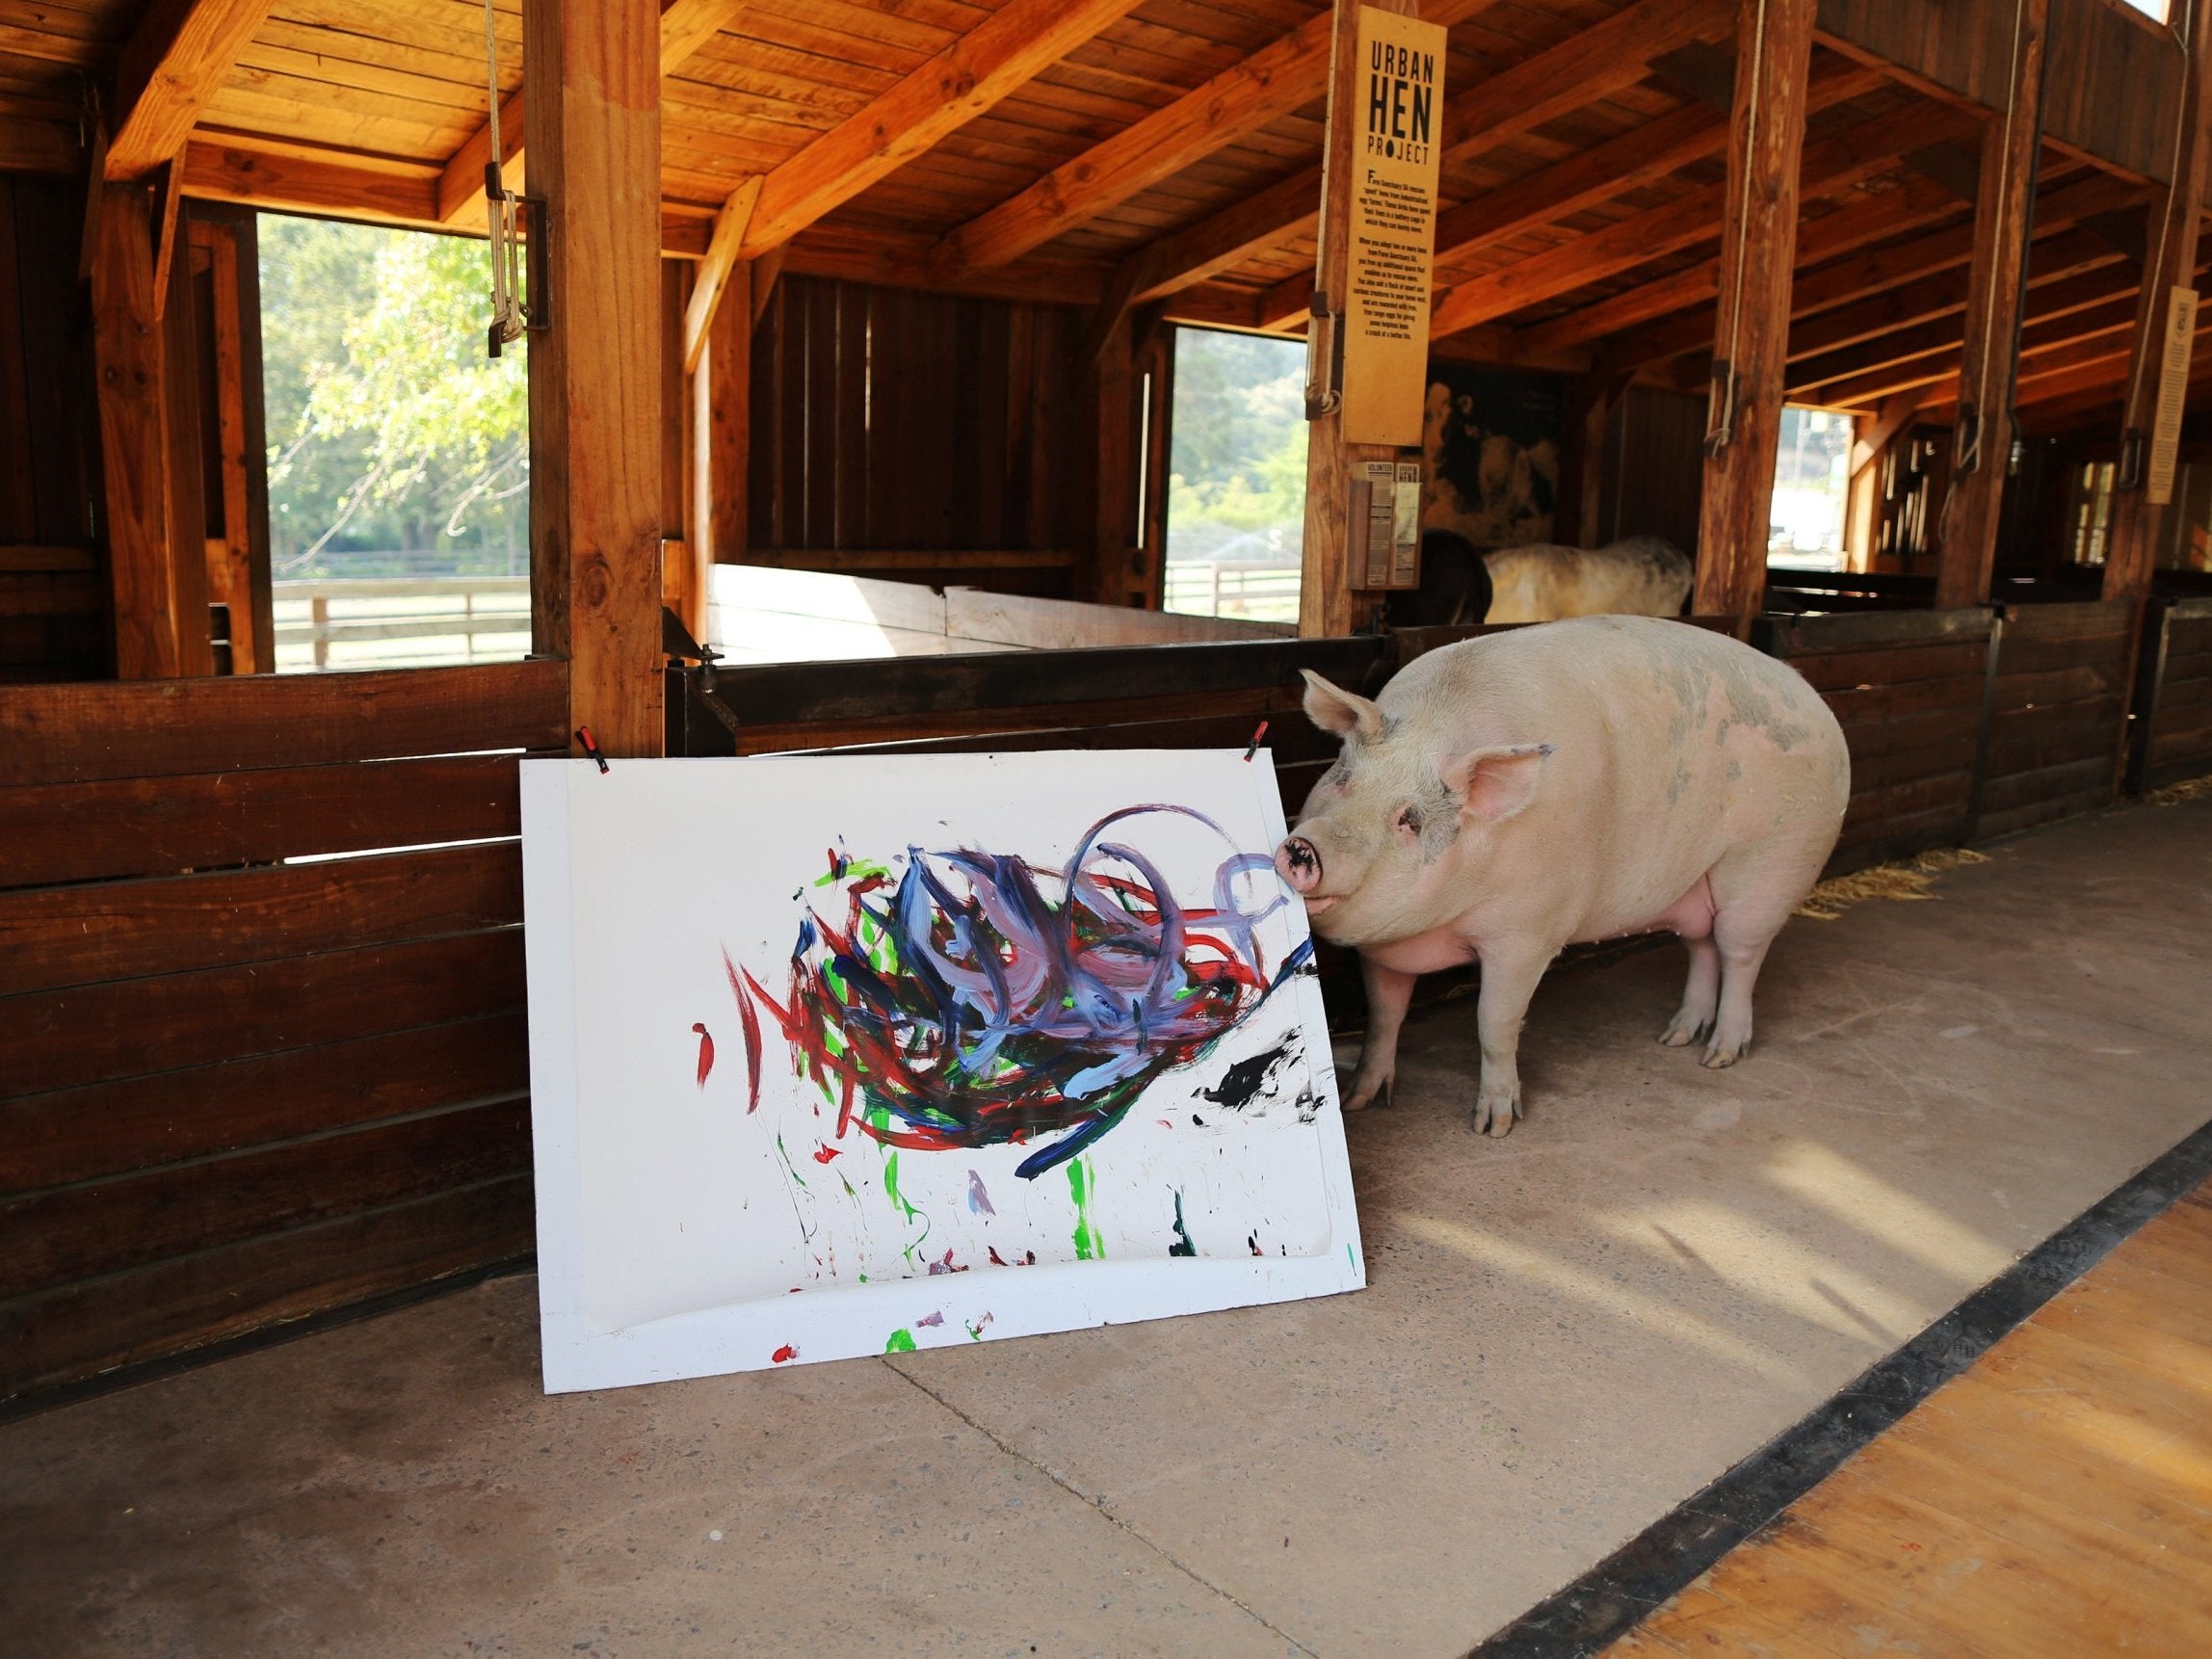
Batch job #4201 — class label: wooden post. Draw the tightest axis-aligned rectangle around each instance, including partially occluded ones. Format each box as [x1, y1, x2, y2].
[525, 0, 665, 756]
[91, 181, 212, 678]
[1691, 0, 1816, 632]
[2102, 0, 2212, 601]
[689, 257, 750, 644]
[1089, 304, 1137, 605]
[1934, 0, 2049, 611]
[1298, 0, 1418, 640]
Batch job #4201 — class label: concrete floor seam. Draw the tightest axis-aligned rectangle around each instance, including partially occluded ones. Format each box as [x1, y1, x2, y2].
[882, 1356, 1326, 1658]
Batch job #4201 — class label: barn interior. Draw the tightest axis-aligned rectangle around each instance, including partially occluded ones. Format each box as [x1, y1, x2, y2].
[5, 0, 2212, 1653]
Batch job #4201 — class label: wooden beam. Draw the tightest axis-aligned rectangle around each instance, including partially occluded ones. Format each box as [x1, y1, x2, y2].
[107, 0, 277, 180]
[749, 243, 787, 327]
[436, 91, 524, 226]
[1434, 108, 1962, 339]
[702, 258, 750, 571]
[660, 0, 750, 76]
[90, 183, 213, 677]
[1433, 60, 1882, 282]
[1933, 0, 2050, 610]
[738, 0, 1149, 258]
[681, 175, 761, 375]
[1814, 294, 2138, 410]
[1786, 246, 2135, 391]
[525, 0, 666, 757]
[936, 0, 1520, 278]
[437, 2, 745, 227]
[1589, 171, 2146, 371]
[1032, 0, 1717, 296]
[2101, 0, 2212, 600]
[1693, 0, 1816, 630]
[1526, 172, 1965, 362]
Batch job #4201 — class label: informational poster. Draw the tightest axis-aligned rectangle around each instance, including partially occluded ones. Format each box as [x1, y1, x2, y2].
[1356, 460, 1424, 588]
[2147, 285, 2199, 507]
[1341, 7, 1446, 447]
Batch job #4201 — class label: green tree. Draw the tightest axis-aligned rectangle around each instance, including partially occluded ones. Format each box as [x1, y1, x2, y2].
[259, 215, 529, 572]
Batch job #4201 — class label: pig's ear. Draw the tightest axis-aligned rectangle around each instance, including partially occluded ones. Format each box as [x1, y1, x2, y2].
[1300, 671, 1384, 740]
[1441, 743, 1554, 822]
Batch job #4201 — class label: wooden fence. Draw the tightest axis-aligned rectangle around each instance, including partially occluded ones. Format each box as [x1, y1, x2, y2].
[0, 662, 562, 1405]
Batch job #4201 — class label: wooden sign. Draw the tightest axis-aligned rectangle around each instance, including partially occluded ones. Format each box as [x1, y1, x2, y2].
[1340, 7, 1446, 447]
[2147, 285, 2198, 508]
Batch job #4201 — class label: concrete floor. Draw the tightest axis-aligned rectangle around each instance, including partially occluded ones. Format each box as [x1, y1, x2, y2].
[5, 796, 2208, 1658]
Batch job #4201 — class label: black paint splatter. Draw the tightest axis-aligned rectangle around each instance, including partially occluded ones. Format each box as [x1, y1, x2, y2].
[1199, 1038, 1300, 1110]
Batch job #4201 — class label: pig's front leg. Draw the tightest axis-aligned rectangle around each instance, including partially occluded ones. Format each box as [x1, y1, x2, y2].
[1470, 937, 1556, 1136]
[1345, 955, 1417, 1111]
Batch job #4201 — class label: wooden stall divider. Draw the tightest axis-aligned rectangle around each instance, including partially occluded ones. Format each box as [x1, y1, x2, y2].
[0, 662, 566, 1407]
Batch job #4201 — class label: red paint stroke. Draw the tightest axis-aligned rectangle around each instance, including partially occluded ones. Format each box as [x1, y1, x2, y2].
[916, 1311, 945, 1328]
[811, 1145, 841, 1164]
[722, 948, 764, 1114]
[926, 1248, 967, 1276]
[691, 1022, 715, 1089]
[988, 1246, 1010, 1267]
[771, 1344, 799, 1364]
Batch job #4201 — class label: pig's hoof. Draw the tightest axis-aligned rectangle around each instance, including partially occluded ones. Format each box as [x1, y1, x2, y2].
[1471, 1091, 1520, 1137]
[1700, 1039, 1749, 1069]
[1659, 1014, 1712, 1048]
[1344, 1076, 1394, 1113]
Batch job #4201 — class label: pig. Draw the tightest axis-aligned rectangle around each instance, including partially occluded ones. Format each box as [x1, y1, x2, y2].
[1276, 615, 1849, 1136]
[1400, 533, 1693, 628]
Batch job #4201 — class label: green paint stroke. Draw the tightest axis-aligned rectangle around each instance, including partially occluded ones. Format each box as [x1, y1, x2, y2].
[775, 1133, 808, 1189]
[884, 1328, 917, 1354]
[1068, 1156, 1103, 1261]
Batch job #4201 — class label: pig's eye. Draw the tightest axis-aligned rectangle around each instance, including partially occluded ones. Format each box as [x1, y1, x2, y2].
[1395, 805, 1421, 834]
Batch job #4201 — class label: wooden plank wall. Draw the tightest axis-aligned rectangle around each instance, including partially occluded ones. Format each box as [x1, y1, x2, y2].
[2138, 595, 2212, 786]
[0, 173, 107, 684]
[1758, 609, 1998, 873]
[0, 661, 566, 1405]
[1976, 597, 2136, 837]
[1817, 0, 2180, 186]
[748, 276, 1088, 595]
[1590, 386, 1706, 555]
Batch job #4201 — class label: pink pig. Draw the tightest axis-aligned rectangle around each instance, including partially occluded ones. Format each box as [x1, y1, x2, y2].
[1277, 616, 1850, 1136]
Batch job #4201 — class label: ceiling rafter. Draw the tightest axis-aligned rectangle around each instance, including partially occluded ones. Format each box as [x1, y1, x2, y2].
[106, 0, 278, 180]
[1082, 0, 1730, 306]
[1431, 105, 1980, 339]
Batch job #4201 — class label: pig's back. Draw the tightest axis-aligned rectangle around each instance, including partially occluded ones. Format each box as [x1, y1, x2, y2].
[1386, 616, 1848, 940]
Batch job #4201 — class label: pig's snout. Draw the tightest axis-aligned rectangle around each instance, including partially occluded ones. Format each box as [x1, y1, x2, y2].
[1276, 836, 1323, 893]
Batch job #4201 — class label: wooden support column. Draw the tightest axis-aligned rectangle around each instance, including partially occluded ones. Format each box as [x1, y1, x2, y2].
[2102, 0, 2212, 601]
[687, 257, 750, 643]
[1934, 0, 2048, 610]
[91, 182, 213, 678]
[1298, 0, 1416, 640]
[525, 0, 665, 756]
[1691, 0, 1816, 632]
[1088, 304, 1138, 605]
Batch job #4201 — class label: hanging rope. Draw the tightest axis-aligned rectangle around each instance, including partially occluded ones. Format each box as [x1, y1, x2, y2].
[483, 0, 526, 358]
[1704, 0, 1773, 457]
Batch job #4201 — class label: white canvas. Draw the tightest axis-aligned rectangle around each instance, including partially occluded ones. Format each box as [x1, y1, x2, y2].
[521, 750, 1363, 1392]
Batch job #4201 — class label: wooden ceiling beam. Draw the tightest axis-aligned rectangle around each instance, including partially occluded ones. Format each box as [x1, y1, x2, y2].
[106, 0, 278, 181]
[737, 0, 1147, 257]
[680, 176, 760, 374]
[437, 0, 749, 225]
[1139, 0, 1736, 304]
[1585, 171, 2148, 370]
[1432, 57, 1883, 283]
[1807, 294, 2141, 409]
[1788, 264, 2141, 396]
[1433, 106, 1975, 339]
[659, 0, 750, 76]
[1539, 171, 1967, 360]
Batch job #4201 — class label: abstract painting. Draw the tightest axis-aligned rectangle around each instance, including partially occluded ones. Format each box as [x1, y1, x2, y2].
[522, 750, 1362, 1391]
